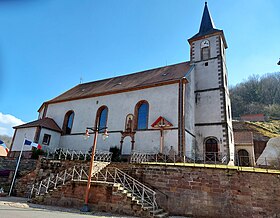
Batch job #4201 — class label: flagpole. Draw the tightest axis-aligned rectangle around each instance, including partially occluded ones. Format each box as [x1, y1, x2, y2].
[9, 138, 25, 196]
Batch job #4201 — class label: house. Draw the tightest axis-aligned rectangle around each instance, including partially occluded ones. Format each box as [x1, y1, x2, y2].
[234, 131, 255, 166]
[232, 120, 280, 166]
[9, 3, 235, 164]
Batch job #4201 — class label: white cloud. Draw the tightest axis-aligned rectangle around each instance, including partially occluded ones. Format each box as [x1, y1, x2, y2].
[0, 112, 25, 136]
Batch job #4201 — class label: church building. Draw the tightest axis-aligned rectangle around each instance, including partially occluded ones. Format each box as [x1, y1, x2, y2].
[10, 3, 235, 163]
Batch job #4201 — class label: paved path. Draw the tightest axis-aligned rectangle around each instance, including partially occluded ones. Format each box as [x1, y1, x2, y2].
[0, 197, 189, 218]
[0, 197, 137, 218]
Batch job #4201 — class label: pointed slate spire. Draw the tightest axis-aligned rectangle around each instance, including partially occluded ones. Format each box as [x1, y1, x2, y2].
[188, 2, 226, 47]
[198, 2, 216, 35]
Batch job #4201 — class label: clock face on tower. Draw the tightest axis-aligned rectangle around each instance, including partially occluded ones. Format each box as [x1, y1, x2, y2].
[201, 40, 210, 48]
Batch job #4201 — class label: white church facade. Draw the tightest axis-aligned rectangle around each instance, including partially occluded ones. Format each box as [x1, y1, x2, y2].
[10, 3, 235, 163]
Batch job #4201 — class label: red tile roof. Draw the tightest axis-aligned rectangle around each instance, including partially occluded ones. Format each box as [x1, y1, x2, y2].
[14, 117, 62, 133]
[240, 114, 265, 122]
[46, 62, 192, 104]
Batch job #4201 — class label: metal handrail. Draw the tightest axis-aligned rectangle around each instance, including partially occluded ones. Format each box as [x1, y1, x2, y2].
[130, 151, 228, 164]
[43, 148, 112, 162]
[92, 167, 158, 212]
[30, 161, 110, 198]
[130, 151, 280, 171]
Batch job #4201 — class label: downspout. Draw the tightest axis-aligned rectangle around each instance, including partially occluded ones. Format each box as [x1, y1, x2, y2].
[178, 78, 187, 156]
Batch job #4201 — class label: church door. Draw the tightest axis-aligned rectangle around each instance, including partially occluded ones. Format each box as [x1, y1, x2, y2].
[238, 149, 250, 166]
[205, 138, 218, 162]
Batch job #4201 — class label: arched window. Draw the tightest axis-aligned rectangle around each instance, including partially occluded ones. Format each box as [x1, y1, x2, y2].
[237, 149, 250, 166]
[205, 137, 218, 161]
[95, 106, 108, 132]
[201, 40, 210, 60]
[63, 111, 74, 135]
[135, 101, 149, 130]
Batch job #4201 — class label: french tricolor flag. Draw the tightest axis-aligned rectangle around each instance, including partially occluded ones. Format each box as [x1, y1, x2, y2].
[24, 139, 42, 149]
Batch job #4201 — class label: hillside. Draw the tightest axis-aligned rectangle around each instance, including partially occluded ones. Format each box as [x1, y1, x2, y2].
[233, 120, 280, 140]
[230, 72, 280, 118]
[249, 120, 280, 137]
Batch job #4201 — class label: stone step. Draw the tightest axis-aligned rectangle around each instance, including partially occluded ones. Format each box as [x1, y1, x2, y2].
[154, 212, 169, 218]
[126, 192, 132, 197]
[151, 209, 164, 215]
[143, 206, 153, 211]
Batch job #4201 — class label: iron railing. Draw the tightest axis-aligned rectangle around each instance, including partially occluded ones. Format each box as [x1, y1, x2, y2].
[30, 161, 110, 198]
[93, 167, 158, 212]
[30, 162, 159, 213]
[43, 148, 112, 162]
[130, 151, 280, 171]
[130, 151, 228, 165]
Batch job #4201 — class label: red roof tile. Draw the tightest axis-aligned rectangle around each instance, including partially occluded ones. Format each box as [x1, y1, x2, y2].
[46, 62, 192, 104]
[14, 117, 62, 133]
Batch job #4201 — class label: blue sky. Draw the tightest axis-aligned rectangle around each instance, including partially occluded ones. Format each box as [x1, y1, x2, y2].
[0, 0, 279, 136]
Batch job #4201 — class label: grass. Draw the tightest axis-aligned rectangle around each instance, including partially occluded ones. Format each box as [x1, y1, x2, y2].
[141, 162, 280, 174]
[247, 120, 280, 138]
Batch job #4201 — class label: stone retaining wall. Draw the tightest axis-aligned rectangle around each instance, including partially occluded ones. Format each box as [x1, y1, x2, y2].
[14, 159, 88, 197]
[9, 159, 280, 217]
[127, 164, 280, 218]
[34, 181, 147, 217]
[0, 157, 38, 192]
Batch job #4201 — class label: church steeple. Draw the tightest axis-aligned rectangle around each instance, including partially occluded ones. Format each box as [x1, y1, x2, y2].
[188, 2, 227, 48]
[198, 2, 216, 35]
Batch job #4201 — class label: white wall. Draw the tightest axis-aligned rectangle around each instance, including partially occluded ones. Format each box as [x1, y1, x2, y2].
[195, 125, 224, 157]
[195, 90, 223, 123]
[191, 35, 222, 63]
[38, 128, 61, 151]
[194, 59, 220, 91]
[45, 84, 179, 152]
[185, 66, 196, 155]
[11, 128, 37, 151]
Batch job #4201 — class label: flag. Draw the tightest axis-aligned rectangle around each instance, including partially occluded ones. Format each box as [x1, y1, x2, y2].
[0, 140, 9, 153]
[24, 139, 42, 149]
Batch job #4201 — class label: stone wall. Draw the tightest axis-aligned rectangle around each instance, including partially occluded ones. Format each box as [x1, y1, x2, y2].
[0, 157, 38, 192]
[14, 158, 88, 197]
[127, 164, 280, 218]
[10, 160, 280, 217]
[34, 181, 148, 217]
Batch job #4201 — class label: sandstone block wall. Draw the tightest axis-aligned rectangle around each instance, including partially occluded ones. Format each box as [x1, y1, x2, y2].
[37, 181, 146, 217]
[128, 164, 280, 218]
[0, 157, 38, 192]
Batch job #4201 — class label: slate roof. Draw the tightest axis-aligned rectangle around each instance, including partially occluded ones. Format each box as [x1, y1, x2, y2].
[14, 117, 62, 133]
[46, 62, 192, 104]
[188, 2, 227, 48]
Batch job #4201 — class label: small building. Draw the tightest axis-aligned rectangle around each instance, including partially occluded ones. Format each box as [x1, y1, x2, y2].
[240, 114, 266, 122]
[10, 118, 62, 158]
[234, 131, 255, 166]
[232, 120, 280, 166]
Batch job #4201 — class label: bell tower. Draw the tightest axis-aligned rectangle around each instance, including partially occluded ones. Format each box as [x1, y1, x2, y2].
[188, 2, 234, 164]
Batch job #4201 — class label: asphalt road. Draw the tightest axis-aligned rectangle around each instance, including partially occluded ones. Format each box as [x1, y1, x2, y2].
[0, 204, 93, 218]
[0, 197, 136, 218]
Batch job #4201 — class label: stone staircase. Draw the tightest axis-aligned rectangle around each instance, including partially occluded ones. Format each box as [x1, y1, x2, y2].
[30, 161, 109, 198]
[29, 150, 168, 217]
[112, 183, 168, 218]
[94, 167, 169, 218]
